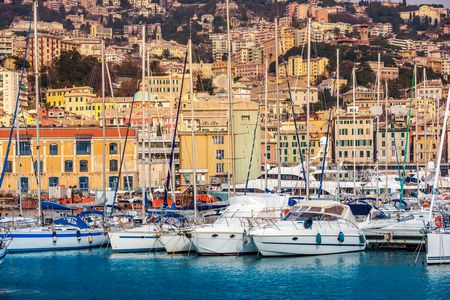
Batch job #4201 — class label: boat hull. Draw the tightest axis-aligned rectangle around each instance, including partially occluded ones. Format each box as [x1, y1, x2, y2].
[190, 227, 256, 256]
[0, 247, 6, 265]
[251, 233, 366, 256]
[108, 226, 164, 252]
[159, 232, 193, 254]
[5, 229, 108, 253]
[427, 231, 450, 264]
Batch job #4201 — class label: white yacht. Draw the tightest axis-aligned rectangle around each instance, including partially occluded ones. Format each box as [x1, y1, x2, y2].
[108, 223, 164, 252]
[4, 216, 108, 253]
[427, 226, 450, 264]
[250, 200, 366, 256]
[189, 194, 290, 256]
[159, 228, 193, 254]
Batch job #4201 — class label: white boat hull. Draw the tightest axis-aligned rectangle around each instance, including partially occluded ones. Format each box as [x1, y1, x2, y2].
[108, 225, 164, 252]
[159, 231, 193, 253]
[5, 228, 108, 253]
[251, 219, 366, 257]
[190, 226, 256, 255]
[427, 230, 450, 264]
[0, 247, 6, 265]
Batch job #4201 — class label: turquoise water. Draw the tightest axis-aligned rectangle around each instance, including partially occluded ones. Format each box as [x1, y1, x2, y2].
[0, 251, 449, 299]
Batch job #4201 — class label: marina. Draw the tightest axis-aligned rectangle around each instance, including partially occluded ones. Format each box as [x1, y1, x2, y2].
[0, 0, 449, 298]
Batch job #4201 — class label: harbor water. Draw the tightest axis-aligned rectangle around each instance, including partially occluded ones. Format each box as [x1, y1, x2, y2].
[0, 250, 449, 299]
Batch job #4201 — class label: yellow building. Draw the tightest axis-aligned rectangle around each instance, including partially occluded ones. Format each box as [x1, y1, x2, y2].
[280, 56, 329, 83]
[334, 108, 374, 164]
[0, 127, 138, 193]
[149, 40, 187, 59]
[279, 118, 331, 166]
[45, 86, 97, 117]
[179, 100, 260, 186]
[139, 73, 190, 106]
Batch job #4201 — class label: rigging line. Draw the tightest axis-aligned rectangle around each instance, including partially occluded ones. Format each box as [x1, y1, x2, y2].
[105, 61, 132, 196]
[318, 109, 332, 198]
[244, 99, 261, 195]
[390, 113, 401, 179]
[278, 40, 307, 187]
[0, 20, 32, 189]
[109, 68, 141, 216]
[163, 49, 189, 207]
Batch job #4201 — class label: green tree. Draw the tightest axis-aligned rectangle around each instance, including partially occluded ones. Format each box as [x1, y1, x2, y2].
[356, 62, 375, 87]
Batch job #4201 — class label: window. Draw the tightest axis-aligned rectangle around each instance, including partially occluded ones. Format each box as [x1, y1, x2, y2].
[64, 160, 73, 172]
[110, 159, 118, 172]
[76, 141, 91, 155]
[49, 177, 59, 187]
[109, 143, 118, 154]
[216, 150, 224, 160]
[216, 163, 224, 174]
[79, 176, 89, 191]
[212, 136, 224, 144]
[241, 115, 250, 121]
[123, 176, 133, 189]
[49, 144, 58, 155]
[33, 160, 43, 173]
[266, 145, 271, 151]
[266, 153, 271, 159]
[80, 160, 88, 172]
[109, 176, 119, 188]
[18, 141, 31, 155]
[20, 177, 29, 193]
[4, 161, 12, 173]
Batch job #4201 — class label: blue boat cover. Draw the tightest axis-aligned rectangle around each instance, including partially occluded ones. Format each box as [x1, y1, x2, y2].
[53, 216, 90, 229]
[41, 201, 70, 211]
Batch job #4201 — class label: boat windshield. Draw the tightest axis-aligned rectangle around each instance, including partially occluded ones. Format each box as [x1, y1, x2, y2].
[283, 204, 344, 221]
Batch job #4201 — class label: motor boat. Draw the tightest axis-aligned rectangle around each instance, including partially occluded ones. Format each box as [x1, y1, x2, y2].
[427, 227, 450, 264]
[250, 200, 366, 256]
[159, 228, 193, 254]
[189, 194, 290, 256]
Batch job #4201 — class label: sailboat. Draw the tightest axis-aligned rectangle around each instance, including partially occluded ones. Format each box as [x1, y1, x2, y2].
[426, 87, 450, 265]
[1, 2, 107, 253]
[158, 35, 196, 254]
[108, 25, 165, 252]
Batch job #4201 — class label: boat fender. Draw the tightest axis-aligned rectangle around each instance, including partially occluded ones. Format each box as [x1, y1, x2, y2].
[52, 231, 57, 243]
[359, 234, 365, 245]
[304, 219, 313, 229]
[76, 230, 81, 242]
[435, 215, 444, 228]
[175, 200, 181, 206]
[384, 232, 392, 242]
[338, 232, 345, 243]
[87, 233, 93, 244]
[316, 233, 322, 245]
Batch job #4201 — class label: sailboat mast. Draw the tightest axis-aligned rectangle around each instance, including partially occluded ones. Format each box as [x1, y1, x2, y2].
[169, 70, 176, 200]
[385, 80, 389, 199]
[423, 68, 429, 190]
[16, 110, 22, 214]
[336, 48, 340, 200]
[275, 16, 281, 193]
[101, 39, 106, 204]
[414, 64, 419, 200]
[225, 0, 233, 196]
[375, 53, 381, 198]
[141, 25, 146, 222]
[306, 18, 311, 200]
[33, 1, 42, 225]
[146, 50, 153, 204]
[428, 87, 450, 223]
[352, 67, 356, 193]
[264, 58, 268, 192]
[188, 38, 197, 220]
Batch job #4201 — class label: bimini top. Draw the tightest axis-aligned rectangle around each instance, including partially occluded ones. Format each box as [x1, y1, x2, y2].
[287, 200, 356, 223]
